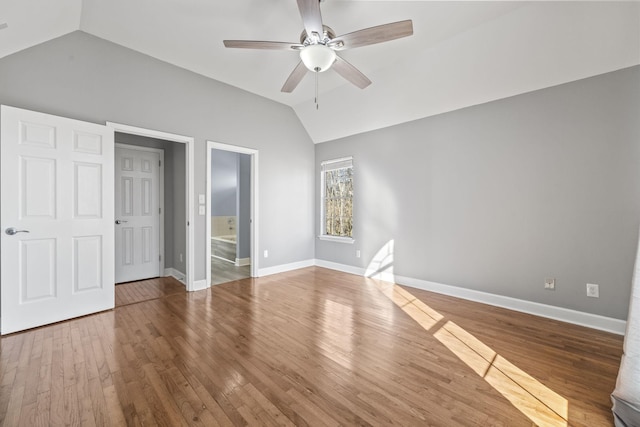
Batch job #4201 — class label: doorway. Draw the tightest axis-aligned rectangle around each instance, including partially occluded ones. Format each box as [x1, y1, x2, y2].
[108, 122, 197, 291]
[206, 141, 259, 286]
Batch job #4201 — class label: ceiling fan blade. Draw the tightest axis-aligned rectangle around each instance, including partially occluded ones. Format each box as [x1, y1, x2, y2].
[332, 56, 371, 89]
[297, 0, 324, 38]
[329, 20, 413, 50]
[223, 40, 303, 51]
[281, 62, 308, 93]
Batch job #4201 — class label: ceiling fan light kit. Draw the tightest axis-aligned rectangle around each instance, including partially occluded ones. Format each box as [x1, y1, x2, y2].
[223, 0, 413, 99]
[300, 44, 336, 72]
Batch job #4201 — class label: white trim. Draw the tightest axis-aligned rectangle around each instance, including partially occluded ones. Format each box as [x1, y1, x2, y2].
[192, 279, 208, 292]
[257, 259, 315, 277]
[115, 143, 165, 278]
[207, 141, 259, 288]
[320, 156, 353, 167]
[318, 235, 355, 244]
[315, 259, 365, 276]
[107, 123, 192, 144]
[320, 156, 354, 239]
[107, 122, 196, 292]
[164, 268, 186, 284]
[311, 259, 626, 335]
[206, 143, 212, 286]
[212, 255, 235, 264]
[394, 274, 626, 335]
[115, 143, 164, 154]
[235, 257, 251, 267]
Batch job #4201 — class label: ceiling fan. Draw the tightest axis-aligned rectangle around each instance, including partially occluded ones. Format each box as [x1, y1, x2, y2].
[223, 0, 413, 94]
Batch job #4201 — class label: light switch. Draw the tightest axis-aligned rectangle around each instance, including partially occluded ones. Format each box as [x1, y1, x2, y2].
[198, 194, 205, 204]
[198, 205, 205, 215]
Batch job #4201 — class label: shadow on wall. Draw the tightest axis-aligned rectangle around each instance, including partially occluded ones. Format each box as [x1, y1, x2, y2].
[366, 239, 569, 426]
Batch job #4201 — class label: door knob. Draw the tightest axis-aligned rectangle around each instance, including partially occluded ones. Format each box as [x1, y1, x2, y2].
[115, 220, 128, 225]
[5, 227, 30, 235]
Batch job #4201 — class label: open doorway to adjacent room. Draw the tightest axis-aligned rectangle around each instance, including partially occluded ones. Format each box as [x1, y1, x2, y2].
[207, 141, 259, 286]
[108, 122, 196, 294]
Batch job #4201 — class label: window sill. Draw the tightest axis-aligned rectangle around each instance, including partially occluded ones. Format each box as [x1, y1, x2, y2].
[318, 235, 355, 244]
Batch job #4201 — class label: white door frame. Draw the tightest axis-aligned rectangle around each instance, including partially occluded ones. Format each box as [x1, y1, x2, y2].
[107, 122, 196, 291]
[207, 141, 259, 286]
[114, 143, 165, 279]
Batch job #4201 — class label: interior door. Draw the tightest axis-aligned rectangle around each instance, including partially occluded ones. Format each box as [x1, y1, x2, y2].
[1, 105, 115, 335]
[114, 145, 161, 283]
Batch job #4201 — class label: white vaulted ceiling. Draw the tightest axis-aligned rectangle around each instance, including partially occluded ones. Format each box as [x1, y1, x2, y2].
[0, 1, 638, 143]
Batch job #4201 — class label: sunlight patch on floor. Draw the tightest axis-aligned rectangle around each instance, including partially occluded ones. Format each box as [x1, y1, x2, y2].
[370, 267, 569, 426]
[320, 299, 355, 370]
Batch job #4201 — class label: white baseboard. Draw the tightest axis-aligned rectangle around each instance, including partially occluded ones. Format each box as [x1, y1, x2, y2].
[312, 259, 627, 335]
[235, 257, 251, 267]
[191, 279, 208, 292]
[257, 259, 315, 277]
[164, 268, 185, 284]
[164, 268, 208, 292]
[315, 259, 365, 276]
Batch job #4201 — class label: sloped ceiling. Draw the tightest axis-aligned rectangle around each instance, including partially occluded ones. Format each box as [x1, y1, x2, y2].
[0, 1, 638, 143]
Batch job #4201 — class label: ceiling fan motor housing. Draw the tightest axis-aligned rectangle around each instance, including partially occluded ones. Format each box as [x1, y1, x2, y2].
[299, 25, 336, 46]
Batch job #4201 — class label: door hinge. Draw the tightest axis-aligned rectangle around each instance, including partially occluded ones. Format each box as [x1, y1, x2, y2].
[159, 160, 161, 167]
[159, 254, 162, 261]
[159, 207, 161, 214]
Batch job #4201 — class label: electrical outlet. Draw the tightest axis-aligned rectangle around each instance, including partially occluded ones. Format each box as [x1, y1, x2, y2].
[356, 250, 361, 258]
[544, 278, 555, 290]
[179, 253, 183, 262]
[264, 250, 268, 258]
[587, 283, 599, 298]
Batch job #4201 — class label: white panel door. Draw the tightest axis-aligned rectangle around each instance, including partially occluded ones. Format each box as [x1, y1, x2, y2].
[114, 146, 161, 283]
[1, 105, 115, 335]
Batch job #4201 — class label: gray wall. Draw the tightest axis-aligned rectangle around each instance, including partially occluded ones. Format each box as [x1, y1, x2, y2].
[211, 149, 238, 217]
[113, 132, 186, 272]
[316, 66, 640, 320]
[0, 31, 316, 280]
[238, 153, 251, 260]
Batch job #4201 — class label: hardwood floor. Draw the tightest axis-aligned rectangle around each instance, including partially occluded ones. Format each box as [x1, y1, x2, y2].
[115, 277, 186, 307]
[0, 267, 623, 426]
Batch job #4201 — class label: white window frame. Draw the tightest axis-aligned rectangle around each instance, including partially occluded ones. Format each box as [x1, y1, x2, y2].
[319, 156, 354, 244]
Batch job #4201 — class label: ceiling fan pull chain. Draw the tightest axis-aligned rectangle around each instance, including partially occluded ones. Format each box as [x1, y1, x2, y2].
[315, 67, 319, 110]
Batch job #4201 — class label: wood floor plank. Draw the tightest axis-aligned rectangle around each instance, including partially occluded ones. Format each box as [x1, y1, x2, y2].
[75, 361, 97, 427]
[62, 383, 81, 427]
[127, 378, 158, 426]
[34, 390, 51, 427]
[3, 384, 24, 426]
[86, 376, 109, 426]
[0, 270, 625, 426]
[48, 328, 65, 426]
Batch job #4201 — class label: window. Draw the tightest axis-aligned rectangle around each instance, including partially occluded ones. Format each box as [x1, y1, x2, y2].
[320, 157, 354, 241]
